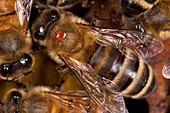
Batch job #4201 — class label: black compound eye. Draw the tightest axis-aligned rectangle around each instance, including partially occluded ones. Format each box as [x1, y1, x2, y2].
[4, 91, 21, 113]
[35, 25, 46, 40]
[34, 10, 59, 41]
[0, 64, 13, 77]
[11, 91, 21, 104]
[47, 10, 60, 22]
[19, 54, 32, 67]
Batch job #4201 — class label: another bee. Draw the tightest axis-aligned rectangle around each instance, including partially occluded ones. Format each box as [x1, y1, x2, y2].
[0, 0, 34, 81]
[31, 2, 163, 100]
[121, 0, 159, 18]
[0, 86, 127, 113]
[121, 0, 170, 40]
[139, 0, 170, 40]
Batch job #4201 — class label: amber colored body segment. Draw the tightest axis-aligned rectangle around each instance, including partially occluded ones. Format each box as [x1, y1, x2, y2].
[31, 4, 156, 99]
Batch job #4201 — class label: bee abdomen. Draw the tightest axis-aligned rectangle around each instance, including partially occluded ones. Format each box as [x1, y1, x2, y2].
[110, 54, 155, 98]
[121, 0, 158, 17]
[89, 45, 155, 98]
[119, 58, 155, 98]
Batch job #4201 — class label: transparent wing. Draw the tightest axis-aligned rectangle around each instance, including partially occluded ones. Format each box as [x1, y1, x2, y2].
[15, 0, 33, 29]
[61, 56, 128, 113]
[80, 24, 164, 59]
[162, 57, 170, 79]
[47, 90, 106, 113]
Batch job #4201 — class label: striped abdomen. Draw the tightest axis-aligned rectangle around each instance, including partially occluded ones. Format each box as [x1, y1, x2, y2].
[121, 0, 158, 17]
[88, 44, 156, 99]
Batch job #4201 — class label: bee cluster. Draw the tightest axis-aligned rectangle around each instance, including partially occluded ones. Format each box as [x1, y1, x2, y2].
[0, 0, 169, 113]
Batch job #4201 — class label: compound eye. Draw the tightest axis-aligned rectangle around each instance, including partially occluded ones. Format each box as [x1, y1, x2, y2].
[34, 10, 60, 41]
[11, 91, 21, 104]
[0, 64, 13, 77]
[3, 90, 22, 113]
[19, 54, 32, 67]
[52, 29, 67, 43]
[35, 25, 46, 40]
[48, 10, 59, 21]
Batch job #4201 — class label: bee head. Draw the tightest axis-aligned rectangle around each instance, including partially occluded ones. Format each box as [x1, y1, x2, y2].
[32, 9, 60, 41]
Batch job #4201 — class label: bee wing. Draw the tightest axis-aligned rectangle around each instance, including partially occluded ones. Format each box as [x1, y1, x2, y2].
[47, 90, 106, 113]
[46, 91, 94, 112]
[162, 57, 170, 79]
[15, 0, 33, 29]
[61, 56, 128, 113]
[80, 24, 164, 59]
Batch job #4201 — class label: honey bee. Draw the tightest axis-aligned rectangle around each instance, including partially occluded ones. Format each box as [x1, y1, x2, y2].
[121, 0, 170, 40]
[33, 0, 93, 9]
[0, 0, 34, 81]
[139, 0, 170, 40]
[121, 0, 159, 18]
[0, 86, 128, 113]
[31, 1, 164, 100]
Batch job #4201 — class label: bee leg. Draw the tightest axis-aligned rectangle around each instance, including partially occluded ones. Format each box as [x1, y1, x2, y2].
[55, 62, 73, 86]
[55, 66, 73, 88]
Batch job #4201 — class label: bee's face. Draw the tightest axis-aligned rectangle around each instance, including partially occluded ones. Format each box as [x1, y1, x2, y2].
[32, 9, 87, 55]
[1, 86, 126, 113]
[0, 15, 32, 63]
[20, 92, 53, 113]
[2, 89, 22, 113]
[0, 54, 34, 81]
[0, 0, 34, 81]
